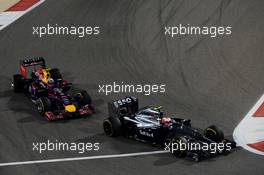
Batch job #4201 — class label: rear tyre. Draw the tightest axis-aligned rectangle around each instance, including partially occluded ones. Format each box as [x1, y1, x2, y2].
[204, 125, 224, 143]
[50, 68, 62, 80]
[13, 74, 24, 93]
[36, 97, 52, 115]
[103, 117, 122, 137]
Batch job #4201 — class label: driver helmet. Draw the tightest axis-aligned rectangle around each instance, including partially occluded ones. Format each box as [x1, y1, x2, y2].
[160, 117, 171, 125]
[47, 78, 55, 87]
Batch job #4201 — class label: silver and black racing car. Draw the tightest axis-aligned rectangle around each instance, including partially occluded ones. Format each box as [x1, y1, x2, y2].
[103, 96, 236, 161]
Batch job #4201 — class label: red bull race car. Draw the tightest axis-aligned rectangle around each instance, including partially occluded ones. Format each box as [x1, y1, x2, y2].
[11, 57, 94, 121]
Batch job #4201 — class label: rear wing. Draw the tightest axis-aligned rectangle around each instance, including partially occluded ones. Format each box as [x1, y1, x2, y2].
[19, 57, 46, 78]
[108, 96, 138, 118]
[20, 57, 46, 67]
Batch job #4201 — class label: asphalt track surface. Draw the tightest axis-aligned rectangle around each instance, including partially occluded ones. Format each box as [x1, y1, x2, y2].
[0, 0, 264, 174]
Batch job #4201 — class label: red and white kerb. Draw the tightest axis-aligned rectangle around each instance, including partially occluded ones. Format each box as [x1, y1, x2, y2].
[233, 94, 264, 155]
[0, 0, 45, 30]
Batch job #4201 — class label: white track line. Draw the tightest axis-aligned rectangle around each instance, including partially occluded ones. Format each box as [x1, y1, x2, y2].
[0, 150, 169, 167]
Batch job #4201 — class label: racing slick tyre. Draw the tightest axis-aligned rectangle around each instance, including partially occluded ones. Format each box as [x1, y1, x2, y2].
[12, 74, 24, 93]
[204, 125, 224, 143]
[170, 136, 188, 158]
[81, 91, 92, 105]
[75, 90, 92, 105]
[50, 68, 62, 80]
[36, 97, 52, 116]
[103, 117, 122, 137]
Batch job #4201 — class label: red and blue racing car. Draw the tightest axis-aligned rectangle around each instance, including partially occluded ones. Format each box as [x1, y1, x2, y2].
[11, 57, 94, 121]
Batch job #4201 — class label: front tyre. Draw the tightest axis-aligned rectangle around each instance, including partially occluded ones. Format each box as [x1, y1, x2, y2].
[36, 97, 52, 115]
[170, 136, 188, 158]
[103, 117, 122, 137]
[76, 90, 92, 105]
[204, 125, 224, 143]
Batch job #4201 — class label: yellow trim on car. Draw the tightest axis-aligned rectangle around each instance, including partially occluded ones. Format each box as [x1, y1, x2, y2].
[206, 128, 217, 135]
[64, 105, 76, 113]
